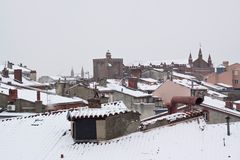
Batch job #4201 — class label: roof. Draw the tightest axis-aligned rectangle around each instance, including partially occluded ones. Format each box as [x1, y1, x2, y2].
[0, 83, 87, 105]
[202, 96, 240, 117]
[67, 101, 137, 120]
[139, 78, 158, 83]
[0, 63, 32, 73]
[106, 79, 152, 98]
[0, 74, 46, 87]
[172, 71, 196, 80]
[173, 79, 208, 90]
[1, 110, 240, 160]
[126, 59, 187, 66]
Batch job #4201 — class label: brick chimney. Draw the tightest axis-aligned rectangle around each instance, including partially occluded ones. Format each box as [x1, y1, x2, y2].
[14, 69, 22, 83]
[128, 77, 138, 89]
[223, 61, 229, 68]
[225, 101, 233, 109]
[8, 89, 18, 102]
[37, 91, 41, 101]
[2, 68, 9, 78]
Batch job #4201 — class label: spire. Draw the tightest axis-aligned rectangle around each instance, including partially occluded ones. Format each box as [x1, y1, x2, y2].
[198, 47, 202, 59]
[208, 54, 212, 66]
[81, 66, 84, 78]
[188, 52, 193, 65]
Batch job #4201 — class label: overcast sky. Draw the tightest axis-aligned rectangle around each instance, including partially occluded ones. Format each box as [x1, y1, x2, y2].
[1, 0, 240, 77]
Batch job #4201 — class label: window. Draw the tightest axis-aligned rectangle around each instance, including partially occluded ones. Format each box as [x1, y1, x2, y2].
[234, 80, 239, 84]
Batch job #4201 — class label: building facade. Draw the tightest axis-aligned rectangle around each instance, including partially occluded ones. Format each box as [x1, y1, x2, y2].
[93, 51, 123, 81]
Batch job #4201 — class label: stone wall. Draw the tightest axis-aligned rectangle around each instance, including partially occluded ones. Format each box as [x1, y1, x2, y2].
[105, 112, 140, 140]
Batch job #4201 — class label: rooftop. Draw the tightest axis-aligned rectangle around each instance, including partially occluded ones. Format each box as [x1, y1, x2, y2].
[0, 109, 240, 160]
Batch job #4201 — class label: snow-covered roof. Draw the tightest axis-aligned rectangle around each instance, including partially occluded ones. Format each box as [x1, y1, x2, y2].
[0, 83, 87, 105]
[0, 63, 32, 73]
[172, 71, 196, 80]
[137, 82, 161, 91]
[0, 74, 45, 87]
[202, 96, 240, 117]
[207, 90, 227, 99]
[173, 79, 208, 90]
[68, 101, 136, 120]
[106, 79, 152, 98]
[139, 78, 158, 83]
[217, 83, 233, 88]
[201, 81, 225, 91]
[1, 110, 240, 160]
[127, 59, 187, 66]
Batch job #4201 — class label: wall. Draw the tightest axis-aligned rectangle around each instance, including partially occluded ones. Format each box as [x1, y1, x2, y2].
[196, 105, 240, 124]
[105, 112, 140, 140]
[0, 94, 8, 108]
[142, 70, 167, 81]
[68, 85, 94, 100]
[93, 58, 123, 81]
[153, 80, 191, 103]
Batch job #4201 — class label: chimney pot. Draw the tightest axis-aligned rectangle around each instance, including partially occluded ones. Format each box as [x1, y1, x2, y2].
[225, 101, 233, 109]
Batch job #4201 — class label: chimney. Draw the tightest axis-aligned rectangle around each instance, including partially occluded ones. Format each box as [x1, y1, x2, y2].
[225, 101, 233, 109]
[8, 89, 18, 102]
[30, 70, 37, 81]
[87, 98, 101, 108]
[2, 68, 9, 78]
[7, 61, 13, 69]
[128, 77, 138, 89]
[14, 69, 22, 83]
[37, 91, 41, 101]
[167, 96, 204, 114]
[223, 61, 229, 68]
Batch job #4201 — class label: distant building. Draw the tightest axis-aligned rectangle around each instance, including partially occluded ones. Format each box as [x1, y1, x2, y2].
[187, 48, 214, 79]
[93, 51, 123, 81]
[204, 62, 240, 89]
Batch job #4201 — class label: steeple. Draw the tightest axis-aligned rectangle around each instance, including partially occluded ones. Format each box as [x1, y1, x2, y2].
[71, 68, 74, 77]
[198, 47, 203, 59]
[188, 53, 193, 65]
[81, 66, 84, 78]
[208, 54, 212, 67]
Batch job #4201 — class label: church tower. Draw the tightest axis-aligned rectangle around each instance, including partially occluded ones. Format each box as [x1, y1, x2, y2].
[188, 53, 193, 67]
[208, 54, 213, 67]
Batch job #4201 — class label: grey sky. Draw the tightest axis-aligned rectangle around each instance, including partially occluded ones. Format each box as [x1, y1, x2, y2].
[1, 0, 240, 77]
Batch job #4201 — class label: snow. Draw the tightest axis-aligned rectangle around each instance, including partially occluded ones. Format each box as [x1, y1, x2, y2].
[137, 82, 161, 91]
[0, 74, 45, 87]
[173, 79, 208, 90]
[172, 71, 196, 80]
[68, 101, 132, 119]
[106, 79, 151, 97]
[217, 83, 233, 88]
[0, 64, 32, 73]
[202, 96, 240, 117]
[201, 81, 226, 91]
[0, 110, 240, 160]
[127, 59, 187, 66]
[0, 82, 87, 105]
[139, 78, 158, 83]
